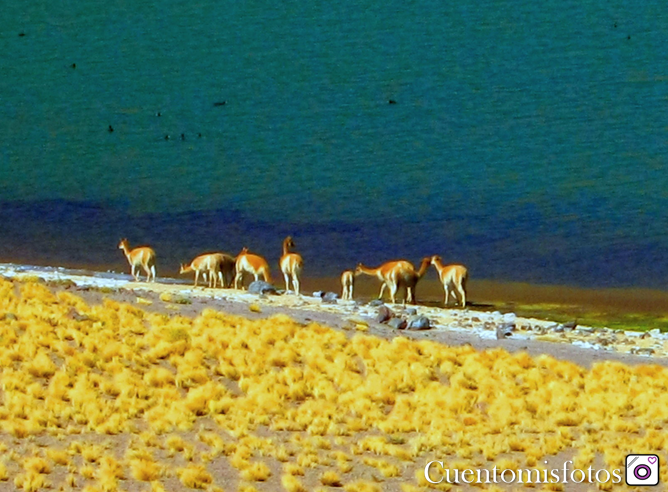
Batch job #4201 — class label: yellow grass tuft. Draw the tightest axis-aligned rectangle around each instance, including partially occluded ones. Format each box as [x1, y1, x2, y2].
[281, 474, 307, 492]
[240, 462, 272, 482]
[130, 458, 162, 482]
[320, 470, 343, 486]
[177, 464, 214, 488]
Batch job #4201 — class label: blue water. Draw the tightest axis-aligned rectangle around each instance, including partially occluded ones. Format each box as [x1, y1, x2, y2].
[1, 0, 667, 288]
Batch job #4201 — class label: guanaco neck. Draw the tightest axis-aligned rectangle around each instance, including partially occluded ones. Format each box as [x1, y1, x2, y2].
[356, 264, 382, 277]
[416, 258, 431, 278]
[282, 237, 292, 257]
[431, 256, 446, 273]
[120, 242, 131, 258]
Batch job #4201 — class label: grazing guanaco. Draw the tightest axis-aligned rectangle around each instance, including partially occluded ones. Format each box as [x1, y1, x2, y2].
[430, 255, 468, 307]
[180, 253, 233, 288]
[341, 270, 354, 300]
[118, 239, 156, 282]
[279, 236, 303, 294]
[355, 260, 417, 304]
[234, 247, 272, 290]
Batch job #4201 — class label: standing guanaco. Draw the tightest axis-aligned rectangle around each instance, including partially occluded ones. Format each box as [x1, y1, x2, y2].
[279, 236, 303, 294]
[430, 255, 468, 307]
[118, 239, 157, 282]
[341, 270, 354, 300]
[180, 253, 233, 288]
[355, 260, 417, 304]
[234, 247, 272, 290]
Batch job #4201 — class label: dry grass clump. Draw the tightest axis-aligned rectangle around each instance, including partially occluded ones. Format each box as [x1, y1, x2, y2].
[1, 278, 668, 489]
[177, 464, 214, 488]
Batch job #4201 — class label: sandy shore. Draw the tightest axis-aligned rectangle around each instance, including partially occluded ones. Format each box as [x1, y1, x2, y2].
[4, 263, 666, 368]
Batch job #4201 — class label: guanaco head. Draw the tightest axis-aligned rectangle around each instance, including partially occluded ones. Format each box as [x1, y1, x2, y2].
[238, 247, 249, 256]
[354, 263, 365, 276]
[118, 238, 128, 250]
[285, 236, 295, 248]
[430, 255, 442, 265]
[179, 263, 191, 274]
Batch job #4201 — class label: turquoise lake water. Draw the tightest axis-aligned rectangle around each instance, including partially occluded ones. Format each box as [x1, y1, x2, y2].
[1, 0, 667, 287]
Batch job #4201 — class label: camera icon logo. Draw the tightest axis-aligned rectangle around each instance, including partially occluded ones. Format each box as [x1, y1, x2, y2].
[626, 454, 660, 486]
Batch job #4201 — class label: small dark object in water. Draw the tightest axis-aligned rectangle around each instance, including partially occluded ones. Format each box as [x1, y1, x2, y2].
[181, 133, 186, 140]
[18, 32, 25, 37]
[164, 134, 170, 140]
[108, 125, 114, 132]
[388, 99, 397, 104]
[197, 133, 202, 138]
[376, 306, 394, 323]
[213, 101, 227, 106]
[71, 63, 76, 69]
[156, 112, 161, 117]
[627, 35, 631, 40]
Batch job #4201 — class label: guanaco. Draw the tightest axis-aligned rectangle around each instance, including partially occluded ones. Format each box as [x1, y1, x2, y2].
[430, 255, 468, 307]
[403, 257, 432, 304]
[180, 252, 233, 288]
[355, 260, 417, 304]
[279, 236, 303, 294]
[341, 270, 354, 300]
[234, 247, 272, 289]
[118, 239, 156, 282]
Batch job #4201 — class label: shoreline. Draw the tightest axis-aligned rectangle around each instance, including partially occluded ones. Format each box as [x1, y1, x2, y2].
[3, 262, 667, 367]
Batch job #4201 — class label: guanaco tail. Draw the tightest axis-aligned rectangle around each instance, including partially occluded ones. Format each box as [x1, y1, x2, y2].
[118, 238, 157, 282]
[234, 247, 272, 289]
[430, 255, 468, 307]
[279, 236, 303, 295]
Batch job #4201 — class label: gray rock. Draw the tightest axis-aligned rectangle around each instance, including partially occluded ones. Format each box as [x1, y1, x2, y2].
[503, 312, 516, 323]
[322, 292, 339, 304]
[554, 325, 565, 333]
[407, 316, 431, 330]
[322, 292, 339, 302]
[376, 306, 394, 323]
[368, 299, 385, 307]
[632, 348, 656, 356]
[68, 309, 90, 322]
[248, 281, 277, 295]
[405, 308, 417, 316]
[313, 291, 325, 298]
[388, 318, 407, 330]
[496, 323, 514, 339]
